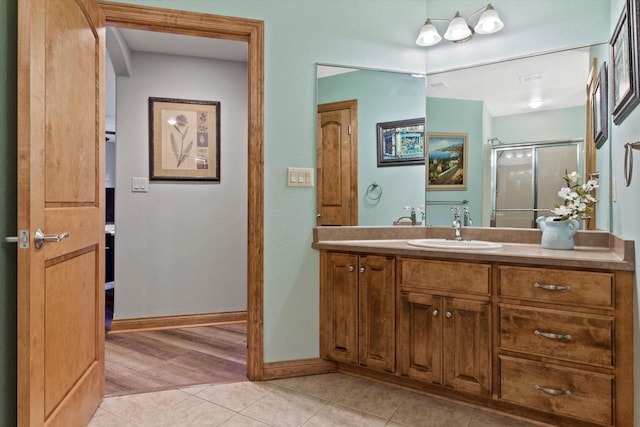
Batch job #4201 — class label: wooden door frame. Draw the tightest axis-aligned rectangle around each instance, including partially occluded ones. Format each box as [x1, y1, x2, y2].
[98, 1, 265, 380]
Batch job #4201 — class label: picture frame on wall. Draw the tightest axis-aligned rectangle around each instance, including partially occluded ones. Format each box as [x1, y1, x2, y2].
[593, 62, 608, 149]
[149, 97, 221, 181]
[610, 0, 640, 125]
[426, 132, 467, 190]
[376, 117, 425, 166]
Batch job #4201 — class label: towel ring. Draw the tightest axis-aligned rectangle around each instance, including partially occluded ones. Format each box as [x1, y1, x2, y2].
[624, 141, 640, 187]
[365, 182, 382, 201]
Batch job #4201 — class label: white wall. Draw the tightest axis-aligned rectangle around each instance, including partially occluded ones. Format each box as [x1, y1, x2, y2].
[113, 51, 248, 319]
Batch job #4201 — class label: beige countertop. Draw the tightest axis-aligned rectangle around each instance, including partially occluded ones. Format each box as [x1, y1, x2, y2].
[312, 226, 635, 271]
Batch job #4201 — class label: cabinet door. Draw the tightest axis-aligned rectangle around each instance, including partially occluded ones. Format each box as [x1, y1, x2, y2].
[358, 255, 395, 372]
[443, 298, 491, 395]
[398, 292, 443, 384]
[321, 252, 358, 364]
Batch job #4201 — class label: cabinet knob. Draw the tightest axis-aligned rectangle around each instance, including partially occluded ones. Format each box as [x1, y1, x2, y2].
[445, 311, 452, 319]
[347, 266, 355, 272]
[432, 309, 439, 317]
[359, 267, 365, 273]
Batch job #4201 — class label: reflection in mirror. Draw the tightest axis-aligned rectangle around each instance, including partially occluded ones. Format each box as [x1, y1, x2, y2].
[317, 65, 426, 226]
[426, 44, 610, 230]
[316, 43, 611, 231]
[491, 140, 580, 228]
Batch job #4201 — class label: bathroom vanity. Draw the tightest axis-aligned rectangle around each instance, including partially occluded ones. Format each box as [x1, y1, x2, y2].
[313, 226, 635, 427]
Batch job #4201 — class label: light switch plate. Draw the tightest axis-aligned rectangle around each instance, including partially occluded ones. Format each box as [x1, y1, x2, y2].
[287, 167, 314, 187]
[131, 176, 148, 193]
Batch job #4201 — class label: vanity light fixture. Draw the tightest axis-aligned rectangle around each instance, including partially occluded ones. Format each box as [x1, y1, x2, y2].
[416, 3, 504, 47]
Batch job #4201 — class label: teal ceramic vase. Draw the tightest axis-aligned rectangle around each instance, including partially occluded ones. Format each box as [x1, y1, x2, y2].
[536, 216, 580, 250]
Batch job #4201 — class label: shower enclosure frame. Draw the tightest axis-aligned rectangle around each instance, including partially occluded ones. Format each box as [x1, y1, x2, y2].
[490, 139, 582, 228]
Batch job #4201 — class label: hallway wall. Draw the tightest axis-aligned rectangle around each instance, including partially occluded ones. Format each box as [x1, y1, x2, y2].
[114, 51, 248, 319]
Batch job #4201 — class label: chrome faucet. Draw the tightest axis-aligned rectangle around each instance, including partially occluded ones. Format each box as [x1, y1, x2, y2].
[463, 207, 473, 227]
[396, 206, 417, 225]
[451, 206, 462, 240]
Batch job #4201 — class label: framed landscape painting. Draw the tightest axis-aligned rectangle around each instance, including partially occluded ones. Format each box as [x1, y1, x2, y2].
[426, 132, 467, 190]
[376, 117, 425, 166]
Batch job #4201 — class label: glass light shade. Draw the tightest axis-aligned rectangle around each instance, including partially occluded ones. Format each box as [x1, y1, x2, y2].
[444, 13, 471, 41]
[416, 20, 442, 46]
[474, 5, 504, 34]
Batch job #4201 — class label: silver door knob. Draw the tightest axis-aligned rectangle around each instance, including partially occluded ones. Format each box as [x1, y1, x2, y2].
[34, 228, 69, 249]
[432, 309, 439, 317]
[445, 311, 453, 318]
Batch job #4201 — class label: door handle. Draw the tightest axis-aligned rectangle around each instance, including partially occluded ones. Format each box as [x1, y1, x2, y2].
[34, 228, 69, 249]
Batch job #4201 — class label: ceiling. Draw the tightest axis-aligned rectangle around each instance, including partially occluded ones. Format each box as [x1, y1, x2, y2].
[426, 48, 590, 116]
[115, 27, 248, 62]
[318, 47, 591, 117]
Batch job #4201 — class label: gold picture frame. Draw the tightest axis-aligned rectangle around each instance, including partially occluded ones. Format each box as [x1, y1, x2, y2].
[149, 97, 220, 181]
[426, 132, 468, 190]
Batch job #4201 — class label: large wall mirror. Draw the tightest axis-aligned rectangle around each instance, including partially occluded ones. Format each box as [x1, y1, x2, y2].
[316, 42, 611, 231]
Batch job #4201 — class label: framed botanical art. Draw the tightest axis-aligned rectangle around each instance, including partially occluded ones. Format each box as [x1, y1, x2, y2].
[376, 117, 425, 166]
[610, 0, 640, 125]
[149, 97, 221, 181]
[426, 132, 467, 190]
[593, 62, 608, 149]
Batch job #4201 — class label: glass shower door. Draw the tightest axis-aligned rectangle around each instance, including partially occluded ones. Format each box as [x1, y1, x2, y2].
[491, 142, 580, 228]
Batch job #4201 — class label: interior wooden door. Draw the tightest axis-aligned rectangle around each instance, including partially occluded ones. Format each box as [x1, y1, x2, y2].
[317, 100, 357, 226]
[17, 0, 105, 425]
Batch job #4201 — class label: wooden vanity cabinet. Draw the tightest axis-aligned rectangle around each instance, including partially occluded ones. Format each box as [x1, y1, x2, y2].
[398, 258, 492, 396]
[497, 265, 634, 426]
[320, 251, 395, 372]
[317, 245, 634, 427]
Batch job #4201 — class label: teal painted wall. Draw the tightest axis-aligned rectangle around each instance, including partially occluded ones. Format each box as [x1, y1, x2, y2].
[318, 70, 426, 226]
[609, 1, 640, 424]
[425, 97, 484, 226]
[0, 1, 17, 425]
[492, 106, 586, 143]
[0, 0, 617, 424]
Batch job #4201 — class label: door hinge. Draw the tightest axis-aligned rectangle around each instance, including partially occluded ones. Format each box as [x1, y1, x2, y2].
[348, 197, 352, 207]
[348, 125, 352, 135]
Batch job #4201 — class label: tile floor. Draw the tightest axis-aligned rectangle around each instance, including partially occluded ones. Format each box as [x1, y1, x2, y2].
[88, 373, 551, 427]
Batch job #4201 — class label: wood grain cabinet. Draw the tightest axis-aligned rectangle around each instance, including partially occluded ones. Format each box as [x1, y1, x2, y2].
[320, 251, 395, 372]
[317, 247, 634, 427]
[398, 258, 492, 396]
[497, 265, 633, 426]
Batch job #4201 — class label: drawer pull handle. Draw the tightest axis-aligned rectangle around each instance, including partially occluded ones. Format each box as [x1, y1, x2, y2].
[534, 330, 572, 340]
[534, 384, 572, 396]
[533, 283, 571, 292]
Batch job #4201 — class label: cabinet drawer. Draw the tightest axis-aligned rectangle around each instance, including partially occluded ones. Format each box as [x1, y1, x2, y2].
[500, 304, 613, 367]
[500, 355, 613, 426]
[499, 266, 613, 308]
[399, 258, 490, 295]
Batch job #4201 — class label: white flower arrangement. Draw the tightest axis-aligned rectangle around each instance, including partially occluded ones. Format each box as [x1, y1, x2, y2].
[550, 171, 598, 221]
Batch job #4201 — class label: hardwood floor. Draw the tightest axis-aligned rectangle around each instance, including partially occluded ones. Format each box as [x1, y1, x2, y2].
[105, 322, 247, 397]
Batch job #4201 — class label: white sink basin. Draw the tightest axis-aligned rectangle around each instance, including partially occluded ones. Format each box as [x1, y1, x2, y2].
[407, 238, 502, 250]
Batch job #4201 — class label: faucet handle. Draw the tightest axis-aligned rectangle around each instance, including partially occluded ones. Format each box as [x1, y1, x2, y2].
[404, 206, 415, 213]
[450, 206, 460, 216]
